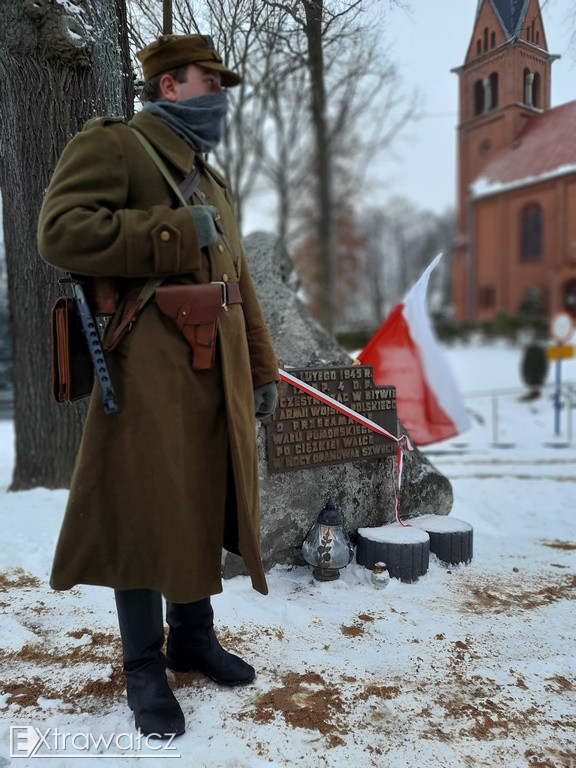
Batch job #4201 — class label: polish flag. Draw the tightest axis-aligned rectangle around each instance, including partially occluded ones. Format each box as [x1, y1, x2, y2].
[358, 254, 471, 446]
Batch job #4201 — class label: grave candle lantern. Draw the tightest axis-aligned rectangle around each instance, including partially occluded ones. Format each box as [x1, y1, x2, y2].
[302, 498, 354, 581]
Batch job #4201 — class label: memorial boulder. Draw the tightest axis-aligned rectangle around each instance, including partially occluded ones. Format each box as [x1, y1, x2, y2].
[221, 233, 454, 578]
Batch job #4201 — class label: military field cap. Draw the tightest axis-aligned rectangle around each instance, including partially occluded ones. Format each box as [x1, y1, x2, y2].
[137, 34, 242, 87]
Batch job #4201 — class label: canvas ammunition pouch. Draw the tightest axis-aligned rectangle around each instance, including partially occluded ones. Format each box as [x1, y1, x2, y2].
[155, 282, 242, 370]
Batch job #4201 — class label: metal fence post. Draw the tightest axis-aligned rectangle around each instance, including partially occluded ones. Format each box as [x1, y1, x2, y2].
[567, 385, 573, 444]
[492, 394, 499, 445]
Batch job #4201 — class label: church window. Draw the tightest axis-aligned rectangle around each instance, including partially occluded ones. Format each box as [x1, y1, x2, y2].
[478, 285, 496, 309]
[483, 27, 489, 52]
[533, 72, 541, 107]
[474, 79, 484, 115]
[521, 204, 544, 262]
[565, 279, 576, 317]
[477, 39, 482, 56]
[489, 72, 499, 108]
[490, 31, 496, 49]
[524, 68, 533, 105]
[525, 70, 541, 108]
[536, 30, 540, 45]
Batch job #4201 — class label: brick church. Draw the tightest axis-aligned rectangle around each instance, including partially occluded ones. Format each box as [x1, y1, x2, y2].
[453, 0, 576, 321]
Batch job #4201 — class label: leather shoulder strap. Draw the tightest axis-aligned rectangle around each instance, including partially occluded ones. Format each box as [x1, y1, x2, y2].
[131, 126, 235, 263]
[106, 277, 160, 351]
[106, 131, 201, 351]
[131, 126, 201, 206]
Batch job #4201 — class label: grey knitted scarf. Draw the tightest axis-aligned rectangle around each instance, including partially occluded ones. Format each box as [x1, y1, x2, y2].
[142, 92, 228, 152]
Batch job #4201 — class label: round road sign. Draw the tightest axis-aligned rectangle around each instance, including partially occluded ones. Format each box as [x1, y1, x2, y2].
[550, 312, 575, 343]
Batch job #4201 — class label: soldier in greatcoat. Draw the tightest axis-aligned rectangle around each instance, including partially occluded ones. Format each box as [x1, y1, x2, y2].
[37, 34, 278, 739]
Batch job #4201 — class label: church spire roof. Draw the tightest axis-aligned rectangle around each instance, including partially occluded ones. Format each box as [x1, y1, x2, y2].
[476, 0, 532, 39]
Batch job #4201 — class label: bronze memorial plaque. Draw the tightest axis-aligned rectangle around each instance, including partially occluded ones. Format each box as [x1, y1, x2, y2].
[266, 366, 397, 473]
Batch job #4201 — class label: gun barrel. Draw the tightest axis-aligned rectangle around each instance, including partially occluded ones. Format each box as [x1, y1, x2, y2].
[69, 277, 118, 415]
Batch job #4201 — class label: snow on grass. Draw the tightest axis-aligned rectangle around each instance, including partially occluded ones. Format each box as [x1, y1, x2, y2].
[0, 343, 574, 767]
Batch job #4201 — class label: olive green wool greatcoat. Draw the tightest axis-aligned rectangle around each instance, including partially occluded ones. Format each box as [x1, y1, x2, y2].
[38, 111, 278, 603]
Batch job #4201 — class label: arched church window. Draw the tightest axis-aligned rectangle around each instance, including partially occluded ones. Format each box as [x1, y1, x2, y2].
[483, 27, 489, 51]
[521, 203, 544, 262]
[524, 68, 533, 105]
[489, 72, 499, 108]
[533, 72, 541, 107]
[565, 279, 576, 317]
[477, 39, 482, 56]
[474, 79, 484, 115]
[491, 31, 496, 48]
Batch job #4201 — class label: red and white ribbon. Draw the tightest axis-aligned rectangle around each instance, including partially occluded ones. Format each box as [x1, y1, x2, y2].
[278, 368, 413, 526]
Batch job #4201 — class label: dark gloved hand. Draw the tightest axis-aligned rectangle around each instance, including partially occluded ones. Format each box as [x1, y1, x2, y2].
[187, 205, 219, 248]
[253, 381, 278, 418]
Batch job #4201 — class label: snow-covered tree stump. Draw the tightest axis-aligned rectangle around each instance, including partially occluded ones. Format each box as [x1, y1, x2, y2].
[356, 524, 430, 583]
[410, 515, 473, 565]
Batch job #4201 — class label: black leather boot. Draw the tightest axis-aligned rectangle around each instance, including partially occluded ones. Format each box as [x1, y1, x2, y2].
[115, 589, 185, 738]
[166, 597, 255, 686]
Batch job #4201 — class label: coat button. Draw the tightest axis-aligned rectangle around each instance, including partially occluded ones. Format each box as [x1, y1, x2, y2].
[218, 244, 224, 253]
[222, 273, 229, 282]
[160, 230, 171, 242]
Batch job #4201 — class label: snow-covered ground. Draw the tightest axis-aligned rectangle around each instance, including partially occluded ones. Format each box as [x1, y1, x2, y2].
[0, 342, 575, 767]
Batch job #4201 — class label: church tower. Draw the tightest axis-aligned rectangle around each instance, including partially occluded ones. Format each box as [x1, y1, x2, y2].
[453, 0, 557, 319]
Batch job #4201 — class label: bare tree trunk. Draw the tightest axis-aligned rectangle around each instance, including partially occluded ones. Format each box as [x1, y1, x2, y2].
[264, 68, 308, 249]
[364, 211, 386, 323]
[163, 0, 173, 34]
[276, 131, 292, 249]
[117, 0, 137, 116]
[301, 0, 335, 334]
[0, 0, 132, 490]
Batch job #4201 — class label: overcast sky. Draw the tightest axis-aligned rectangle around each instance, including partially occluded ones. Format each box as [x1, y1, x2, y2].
[375, 0, 575, 214]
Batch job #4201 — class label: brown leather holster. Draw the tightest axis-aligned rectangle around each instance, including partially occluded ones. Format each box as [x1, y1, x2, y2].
[155, 282, 242, 370]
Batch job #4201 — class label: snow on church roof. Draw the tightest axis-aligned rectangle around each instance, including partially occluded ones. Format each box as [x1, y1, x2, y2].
[471, 100, 576, 199]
